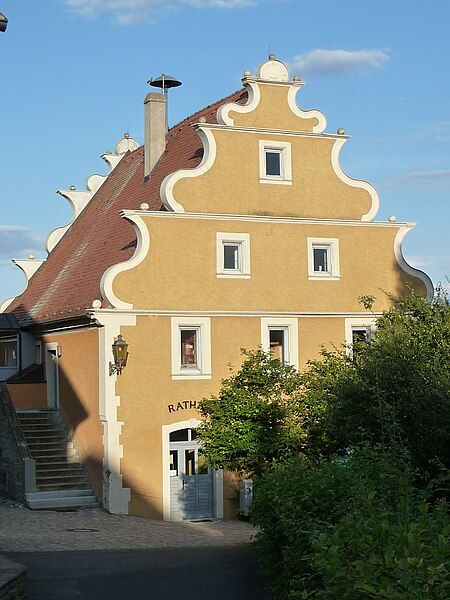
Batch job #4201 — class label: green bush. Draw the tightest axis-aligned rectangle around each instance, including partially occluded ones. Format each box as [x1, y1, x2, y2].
[197, 349, 304, 476]
[251, 447, 449, 599]
[302, 290, 450, 471]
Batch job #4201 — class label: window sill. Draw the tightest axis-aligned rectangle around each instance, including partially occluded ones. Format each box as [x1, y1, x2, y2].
[308, 274, 341, 281]
[259, 178, 292, 186]
[216, 272, 251, 279]
[172, 372, 212, 381]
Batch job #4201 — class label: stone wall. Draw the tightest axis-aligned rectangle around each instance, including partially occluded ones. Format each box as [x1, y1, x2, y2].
[0, 384, 32, 502]
[0, 555, 26, 600]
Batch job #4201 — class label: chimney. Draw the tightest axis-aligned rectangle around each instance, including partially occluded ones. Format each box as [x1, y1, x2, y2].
[144, 92, 167, 178]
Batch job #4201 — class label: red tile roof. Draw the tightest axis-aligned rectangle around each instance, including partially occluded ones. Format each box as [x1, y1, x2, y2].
[8, 89, 248, 326]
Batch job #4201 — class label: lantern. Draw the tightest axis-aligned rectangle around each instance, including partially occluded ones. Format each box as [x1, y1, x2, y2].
[110, 334, 129, 375]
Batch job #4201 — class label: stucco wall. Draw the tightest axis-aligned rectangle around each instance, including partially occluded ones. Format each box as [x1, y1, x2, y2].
[113, 215, 425, 314]
[115, 314, 351, 519]
[43, 328, 103, 500]
[173, 130, 373, 219]
[8, 383, 47, 409]
[229, 83, 319, 132]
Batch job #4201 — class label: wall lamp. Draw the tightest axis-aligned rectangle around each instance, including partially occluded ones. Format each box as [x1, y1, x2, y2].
[109, 335, 129, 375]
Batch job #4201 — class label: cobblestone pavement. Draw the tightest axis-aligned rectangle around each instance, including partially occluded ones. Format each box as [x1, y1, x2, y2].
[0, 500, 256, 552]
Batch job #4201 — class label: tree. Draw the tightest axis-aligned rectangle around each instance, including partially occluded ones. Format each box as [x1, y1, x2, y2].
[198, 288, 450, 475]
[303, 287, 450, 469]
[197, 349, 304, 476]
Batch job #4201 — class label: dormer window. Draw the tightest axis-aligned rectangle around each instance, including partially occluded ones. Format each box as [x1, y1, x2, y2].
[259, 140, 292, 185]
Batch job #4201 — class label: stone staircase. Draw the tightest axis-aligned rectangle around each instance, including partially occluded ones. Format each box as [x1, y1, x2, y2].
[17, 410, 99, 510]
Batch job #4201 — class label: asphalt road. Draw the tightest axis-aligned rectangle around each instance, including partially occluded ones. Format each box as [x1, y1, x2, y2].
[8, 546, 267, 599]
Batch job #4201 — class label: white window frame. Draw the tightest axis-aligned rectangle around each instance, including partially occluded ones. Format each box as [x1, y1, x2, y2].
[307, 237, 340, 280]
[260, 317, 299, 369]
[171, 317, 211, 380]
[344, 317, 376, 358]
[259, 139, 292, 185]
[216, 232, 251, 279]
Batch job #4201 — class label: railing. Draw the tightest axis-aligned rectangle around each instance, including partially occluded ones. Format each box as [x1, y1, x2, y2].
[0, 382, 36, 497]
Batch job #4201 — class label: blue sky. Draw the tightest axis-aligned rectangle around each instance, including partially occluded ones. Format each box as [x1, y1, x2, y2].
[0, 0, 449, 301]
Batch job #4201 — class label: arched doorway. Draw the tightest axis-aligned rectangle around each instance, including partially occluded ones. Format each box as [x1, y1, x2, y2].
[162, 419, 223, 521]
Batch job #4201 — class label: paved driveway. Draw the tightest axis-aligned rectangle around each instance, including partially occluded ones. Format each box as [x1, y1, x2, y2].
[0, 501, 266, 599]
[9, 547, 265, 599]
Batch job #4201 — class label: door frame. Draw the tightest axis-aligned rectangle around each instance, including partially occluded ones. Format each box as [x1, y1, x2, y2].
[162, 418, 223, 521]
[44, 342, 60, 409]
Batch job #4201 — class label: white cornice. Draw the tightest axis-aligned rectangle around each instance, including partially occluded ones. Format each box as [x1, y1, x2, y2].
[394, 227, 434, 300]
[88, 308, 384, 318]
[193, 122, 348, 141]
[100, 214, 150, 310]
[122, 209, 412, 229]
[287, 86, 327, 133]
[160, 126, 217, 213]
[216, 81, 261, 127]
[331, 137, 380, 222]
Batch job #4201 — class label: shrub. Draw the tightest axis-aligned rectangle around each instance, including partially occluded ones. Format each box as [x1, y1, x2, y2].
[302, 289, 450, 470]
[251, 446, 449, 599]
[197, 349, 304, 476]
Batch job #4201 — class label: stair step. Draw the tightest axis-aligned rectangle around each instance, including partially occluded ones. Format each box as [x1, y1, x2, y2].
[31, 451, 78, 460]
[25, 488, 98, 509]
[36, 464, 85, 472]
[34, 455, 80, 464]
[36, 461, 84, 469]
[28, 439, 72, 446]
[27, 498, 99, 510]
[37, 482, 91, 491]
[26, 488, 95, 500]
[37, 474, 89, 483]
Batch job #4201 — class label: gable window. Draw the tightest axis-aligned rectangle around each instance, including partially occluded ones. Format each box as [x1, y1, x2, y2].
[259, 140, 292, 185]
[171, 317, 211, 380]
[261, 318, 299, 369]
[313, 246, 330, 274]
[265, 150, 282, 177]
[216, 233, 250, 278]
[223, 242, 242, 271]
[0, 336, 17, 368]
[307, 238, 340, 280]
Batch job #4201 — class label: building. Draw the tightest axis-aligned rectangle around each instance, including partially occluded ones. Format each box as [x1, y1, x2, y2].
[0, 56, 432, 520]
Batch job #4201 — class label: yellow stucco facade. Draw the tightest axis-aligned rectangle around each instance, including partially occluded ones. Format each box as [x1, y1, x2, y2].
[94, 57, 431, 520]
[12, 57, 430, 520]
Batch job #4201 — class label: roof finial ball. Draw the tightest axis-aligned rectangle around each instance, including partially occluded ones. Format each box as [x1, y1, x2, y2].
[293, 75, 301, 83]
[337, 128, 346, 135]
[243, 69, 252, 78]
[70, 185, 76, 191]
[268, 53, 276, 60]
[124, 132, 131, 139]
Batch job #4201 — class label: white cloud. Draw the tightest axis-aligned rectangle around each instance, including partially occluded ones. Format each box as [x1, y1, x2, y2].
[385, 169, 450, 187]
[290, 48, 391, 76]
[65, 0, 257, 24]
[0, 226, 42, 259]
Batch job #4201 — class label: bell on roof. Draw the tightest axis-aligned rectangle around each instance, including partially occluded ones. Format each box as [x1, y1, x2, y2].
[149, 74, 182, 93]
